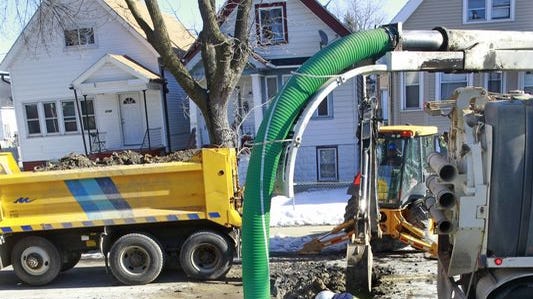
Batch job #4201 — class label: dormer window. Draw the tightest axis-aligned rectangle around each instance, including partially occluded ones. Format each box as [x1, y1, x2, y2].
[64, 27, 95, 47]
[255, 3, 288, 45]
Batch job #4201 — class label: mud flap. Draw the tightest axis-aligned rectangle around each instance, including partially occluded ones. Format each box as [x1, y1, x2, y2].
[346, 243, 373, 295]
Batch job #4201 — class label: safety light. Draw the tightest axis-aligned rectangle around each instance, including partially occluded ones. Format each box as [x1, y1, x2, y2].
[494, 258, 503, 266]
[400, 130, 413, 138]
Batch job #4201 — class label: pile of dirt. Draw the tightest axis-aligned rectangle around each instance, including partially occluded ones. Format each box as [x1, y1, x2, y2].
[269, 255, 348, 299]
[34, 149, 200, 171]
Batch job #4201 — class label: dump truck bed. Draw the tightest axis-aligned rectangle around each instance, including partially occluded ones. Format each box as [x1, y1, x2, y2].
[0, 148, 241, 234]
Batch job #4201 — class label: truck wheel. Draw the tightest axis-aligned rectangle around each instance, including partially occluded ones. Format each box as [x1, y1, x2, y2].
[109, 233, 163, 285]
[11, 236, 62, 286]
[179, 231, 234, 280]
[61, 251, 81, 272]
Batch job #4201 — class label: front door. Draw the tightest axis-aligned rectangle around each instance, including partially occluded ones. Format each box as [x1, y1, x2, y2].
[119, 93, 144, 145]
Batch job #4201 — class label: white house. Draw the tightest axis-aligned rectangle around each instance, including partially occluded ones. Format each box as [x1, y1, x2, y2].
[0, 0, 195, 170]
[185, 0, 361, 184]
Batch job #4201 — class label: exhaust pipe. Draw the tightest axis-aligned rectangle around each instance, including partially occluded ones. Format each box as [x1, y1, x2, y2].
[426, 175, 456, 209]
[425, 196, 453, 234]
[427, 152, 457, 182]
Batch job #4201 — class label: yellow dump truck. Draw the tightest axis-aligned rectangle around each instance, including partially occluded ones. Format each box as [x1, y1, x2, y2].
[0, 148, 242, 286]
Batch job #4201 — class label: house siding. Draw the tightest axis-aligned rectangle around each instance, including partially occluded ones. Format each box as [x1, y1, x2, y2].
[392, 0, 533, 132]
[164, 70, 190, 150]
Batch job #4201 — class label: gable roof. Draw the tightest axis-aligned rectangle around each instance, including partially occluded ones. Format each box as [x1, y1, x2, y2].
[391, 0, 423, 23]
[0, 0, 196, 70]
[72, 53, 161, 87]
[183, 0, 351, 63]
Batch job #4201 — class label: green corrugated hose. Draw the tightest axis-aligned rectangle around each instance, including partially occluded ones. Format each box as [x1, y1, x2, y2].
[242, 28, 395, 299]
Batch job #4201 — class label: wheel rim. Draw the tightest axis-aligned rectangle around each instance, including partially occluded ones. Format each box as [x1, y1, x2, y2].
[191, 243, 221, 273]
[119, 246, 151, 275]
[20, 246, 51, 276]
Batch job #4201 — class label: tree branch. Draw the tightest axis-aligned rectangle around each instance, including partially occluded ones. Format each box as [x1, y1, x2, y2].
[124, 0, 154, 39]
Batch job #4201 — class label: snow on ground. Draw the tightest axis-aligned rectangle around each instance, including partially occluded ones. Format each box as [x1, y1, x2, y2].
[269, 187, 351, 253]
[269, 188, 349, 227]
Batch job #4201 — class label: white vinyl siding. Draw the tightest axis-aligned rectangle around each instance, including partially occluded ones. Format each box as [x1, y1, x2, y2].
[463, 0, 514, 23]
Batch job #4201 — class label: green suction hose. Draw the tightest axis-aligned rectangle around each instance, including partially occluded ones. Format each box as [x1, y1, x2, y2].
[242, 28, 396, 299]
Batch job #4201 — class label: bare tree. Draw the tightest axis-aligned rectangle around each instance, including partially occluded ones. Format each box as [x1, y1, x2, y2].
[126, 0, 252, 147]
[2, 0, 253, 148]
[339, 0, 385, 32]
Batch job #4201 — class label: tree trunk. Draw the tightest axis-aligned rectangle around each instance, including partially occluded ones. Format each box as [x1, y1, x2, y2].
[201, 97, 236, 148]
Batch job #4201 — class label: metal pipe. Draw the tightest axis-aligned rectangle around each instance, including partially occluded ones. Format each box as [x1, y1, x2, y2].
[427, 152, 457, 182]
[425, 196, 453, 234]
[401, 30, 445, 51]
[426, 175, 456, 209]
[83, 95, 91, 153]
[142, 89, 151, 150]
[70, 87, 88, 156]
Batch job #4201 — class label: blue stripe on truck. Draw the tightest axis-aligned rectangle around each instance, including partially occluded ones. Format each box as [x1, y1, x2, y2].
[65, 180, 101, 219]
[65, 178, 133, 220]
[95, 178, 133, 217]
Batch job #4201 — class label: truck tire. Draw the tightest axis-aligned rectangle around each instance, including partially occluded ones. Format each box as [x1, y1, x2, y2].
[11, 236, 62, 286]
[61, 251, 81, 272]
[109, 233, 163, 285]
[344, 194, 407, 252]
[179, 231, 234, 280]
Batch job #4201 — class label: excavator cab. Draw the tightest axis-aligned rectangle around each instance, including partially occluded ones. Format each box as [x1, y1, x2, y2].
[376, 125, 438, 209]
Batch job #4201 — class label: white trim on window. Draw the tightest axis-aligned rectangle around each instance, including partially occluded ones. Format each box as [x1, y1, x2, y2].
[463, 0, 515, 24]
[264, 75, 279, 102]
[400, 72, 424, 111]
[317, 146, 338, 182]
[22, 99, 88, 138]
[484, 72, 506, 93]
[435, 73, 473, 100]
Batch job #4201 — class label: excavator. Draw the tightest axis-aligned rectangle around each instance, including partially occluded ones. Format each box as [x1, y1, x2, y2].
[299, 124, 439, 257]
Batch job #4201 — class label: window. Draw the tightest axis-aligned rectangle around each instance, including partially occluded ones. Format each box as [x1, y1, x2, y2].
[317, 147, 338, 181]
[313, 96, 333, 118]
[402, 72, 423, 110]
[265, 76, 278, 102]
[464, 0, 512, 23]
[486, 72, 504, 93]
[81, 99, 96, 131]
[62, 101, 78, 132]
[24, 104, 40, 135]
[524, 72, 533, 94]
[439, 73, 468, 100]
[255, 3, 288, 45]
[64, 27, 95, 47]
[43, 102, 59, 134]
